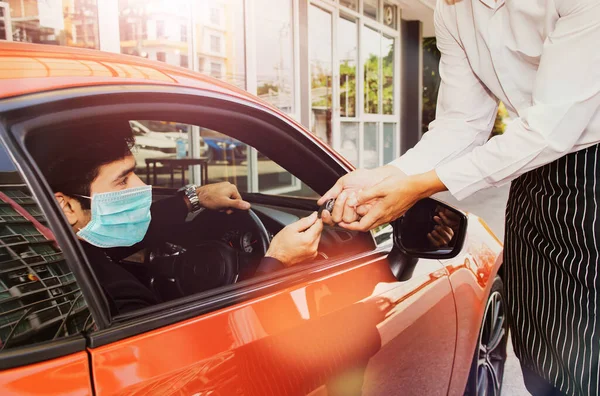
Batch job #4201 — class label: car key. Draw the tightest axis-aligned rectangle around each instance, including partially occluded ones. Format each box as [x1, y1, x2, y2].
[318, 199, 335, 219]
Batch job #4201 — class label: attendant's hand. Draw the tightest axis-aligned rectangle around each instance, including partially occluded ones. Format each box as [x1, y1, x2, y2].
[318, 165, 406, 226]
[266, 212, 323, 267]
[194, 182, 251, 211]
[340, 170, 448, 232]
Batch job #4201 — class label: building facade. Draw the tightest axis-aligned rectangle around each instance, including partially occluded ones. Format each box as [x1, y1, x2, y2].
[0, 0, 434, 193]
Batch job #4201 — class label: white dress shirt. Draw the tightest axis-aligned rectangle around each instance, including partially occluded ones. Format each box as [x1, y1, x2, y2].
[392, 0, 600, 200]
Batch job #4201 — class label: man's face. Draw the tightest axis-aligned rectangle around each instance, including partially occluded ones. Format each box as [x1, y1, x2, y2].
[57, 155, 146, 230]
[89, 155, 145, 196]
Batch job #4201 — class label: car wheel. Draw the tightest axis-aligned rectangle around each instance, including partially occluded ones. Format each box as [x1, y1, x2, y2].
[465, 276, 508, 396]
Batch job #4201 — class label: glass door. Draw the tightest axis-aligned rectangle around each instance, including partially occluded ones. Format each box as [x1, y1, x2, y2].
[0, 2, 12, 41]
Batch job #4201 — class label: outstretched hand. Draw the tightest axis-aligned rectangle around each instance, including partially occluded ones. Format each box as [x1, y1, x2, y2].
[266, 212, 324, 267]
[318, 165, 405, 226]
[336, 170, 448, 232]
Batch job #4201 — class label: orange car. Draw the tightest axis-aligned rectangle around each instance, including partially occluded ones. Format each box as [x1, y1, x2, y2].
[0, 42, 506, 396]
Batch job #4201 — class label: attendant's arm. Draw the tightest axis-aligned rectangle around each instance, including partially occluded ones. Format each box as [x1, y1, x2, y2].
[391, 2, 499, 177]
[434, 0, 600, 199]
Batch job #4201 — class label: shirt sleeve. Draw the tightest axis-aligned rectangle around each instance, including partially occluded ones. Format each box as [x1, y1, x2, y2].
[255, 257, 284, 275]
[390, 2, 500, 177]
[436, 0, 600, 200]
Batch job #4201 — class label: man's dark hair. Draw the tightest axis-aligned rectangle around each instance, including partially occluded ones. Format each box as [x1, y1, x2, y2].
[27, 122, 135, 209]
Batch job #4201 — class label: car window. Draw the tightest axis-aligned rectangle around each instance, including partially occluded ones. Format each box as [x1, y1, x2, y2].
[131, 120, 319, 197]
[0, 144, 92, 351]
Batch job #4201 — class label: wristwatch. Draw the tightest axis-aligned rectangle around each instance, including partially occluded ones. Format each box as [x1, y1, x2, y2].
[179, 184, 203, 214]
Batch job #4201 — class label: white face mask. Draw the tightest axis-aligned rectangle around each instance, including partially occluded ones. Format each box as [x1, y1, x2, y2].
[76, 186, 152, 248]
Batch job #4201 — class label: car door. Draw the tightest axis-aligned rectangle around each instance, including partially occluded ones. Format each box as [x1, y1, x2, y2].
[0, 138, 93, 395]
[6, 86, 457, 396]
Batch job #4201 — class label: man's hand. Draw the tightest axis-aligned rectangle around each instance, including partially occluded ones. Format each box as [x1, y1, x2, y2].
[318, 165, 405, 225]
[340, 170, 448, 232]
[194, 182, 251, 212]
[266, 212, 323, 267]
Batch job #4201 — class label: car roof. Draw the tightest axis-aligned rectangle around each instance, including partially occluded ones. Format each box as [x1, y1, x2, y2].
[0, 42, 354, 171]
[0, 42, 260, 104]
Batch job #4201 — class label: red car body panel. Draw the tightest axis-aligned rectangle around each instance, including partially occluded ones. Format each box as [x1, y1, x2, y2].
[0, 42, 504, 395]
[89, 256, 457, 396]
[0, 352, 92, 395]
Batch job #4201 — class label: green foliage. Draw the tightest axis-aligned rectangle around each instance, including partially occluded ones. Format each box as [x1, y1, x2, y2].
[422, 37, 441, 134]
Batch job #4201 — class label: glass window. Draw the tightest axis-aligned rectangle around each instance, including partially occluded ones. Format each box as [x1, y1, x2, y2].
[180, 23, 187, 42]
[339, 0, 357, 11]
[309, 5, 332, 146]
[363, 26, 380, 114]
[180, 54, 188, 68]
[210, 35, 220, 53]
[363, 122, 378, 169]
[119, 0, 190, 66]
[382, 35, 395, 115]
[255, 0, 294, 113]
[156, 20, 165, 38]
[338, 15, 357, 118]
[363, 0, 379, 21]
[340, 122, 359, 167]
[0, 5, 8, 41]
[210, 62, 222, 79]
[196, 0, 245, 89]
[210, 7, 220, 25]
[129, 120, 317, 197]
[0, 144, 92, 351]
[6, 0, 99, 48]
[383, 123, 396, 164]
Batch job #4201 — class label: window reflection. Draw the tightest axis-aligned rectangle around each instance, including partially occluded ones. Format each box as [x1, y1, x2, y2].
[6, 0, 99, 48]
[309, 5, 332, 146]
[364, 122, 378, 169]
[383, 35, 394, 115]
[363, 0, 379, 21]
[340, 122, 359, 167]
[363, 26, 380, 114]
[383, 123, 396, 164]
[339, 0, 357, 11]
[339, 15, 357, 118]
[255, 0, 294, 113]
[119, 0, 190, 65]
[197, 1, 245, 89]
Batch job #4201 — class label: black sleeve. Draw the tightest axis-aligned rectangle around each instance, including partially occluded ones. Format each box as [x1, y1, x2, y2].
[142, 194, 190, 244]
[255, 256, 285, 275]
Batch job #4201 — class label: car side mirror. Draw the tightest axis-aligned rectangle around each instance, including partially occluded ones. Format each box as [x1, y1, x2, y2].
[392, 198, 467, 259]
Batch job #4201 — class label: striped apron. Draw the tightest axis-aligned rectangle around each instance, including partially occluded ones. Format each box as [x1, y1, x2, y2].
[505, 144, 600, 395]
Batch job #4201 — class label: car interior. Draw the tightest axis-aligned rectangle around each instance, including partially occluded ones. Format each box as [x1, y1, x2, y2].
[23, 115, 381, 314]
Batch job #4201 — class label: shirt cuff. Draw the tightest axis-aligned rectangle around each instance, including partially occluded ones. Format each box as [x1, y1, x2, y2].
[435, 154, 492, 201]
[256, 257, 284, 275]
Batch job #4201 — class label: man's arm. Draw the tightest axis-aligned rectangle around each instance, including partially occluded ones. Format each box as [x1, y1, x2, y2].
[391, 2, 500, 177]
[435, 0, 600, 200]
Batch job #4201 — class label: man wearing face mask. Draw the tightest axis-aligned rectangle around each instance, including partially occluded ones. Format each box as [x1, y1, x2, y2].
[29, 124, 323, 315]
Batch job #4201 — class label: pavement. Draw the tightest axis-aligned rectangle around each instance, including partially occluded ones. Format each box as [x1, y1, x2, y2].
[435, 184, 530, 395]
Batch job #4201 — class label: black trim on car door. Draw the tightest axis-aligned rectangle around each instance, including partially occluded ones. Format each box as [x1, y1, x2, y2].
[0, 335, 87, 370]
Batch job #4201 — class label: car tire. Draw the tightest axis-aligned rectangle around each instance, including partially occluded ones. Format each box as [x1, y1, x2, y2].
[465, 276, 508, 396]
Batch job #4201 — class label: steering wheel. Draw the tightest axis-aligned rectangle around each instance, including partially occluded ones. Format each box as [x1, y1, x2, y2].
[146, 209, 270, 300]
